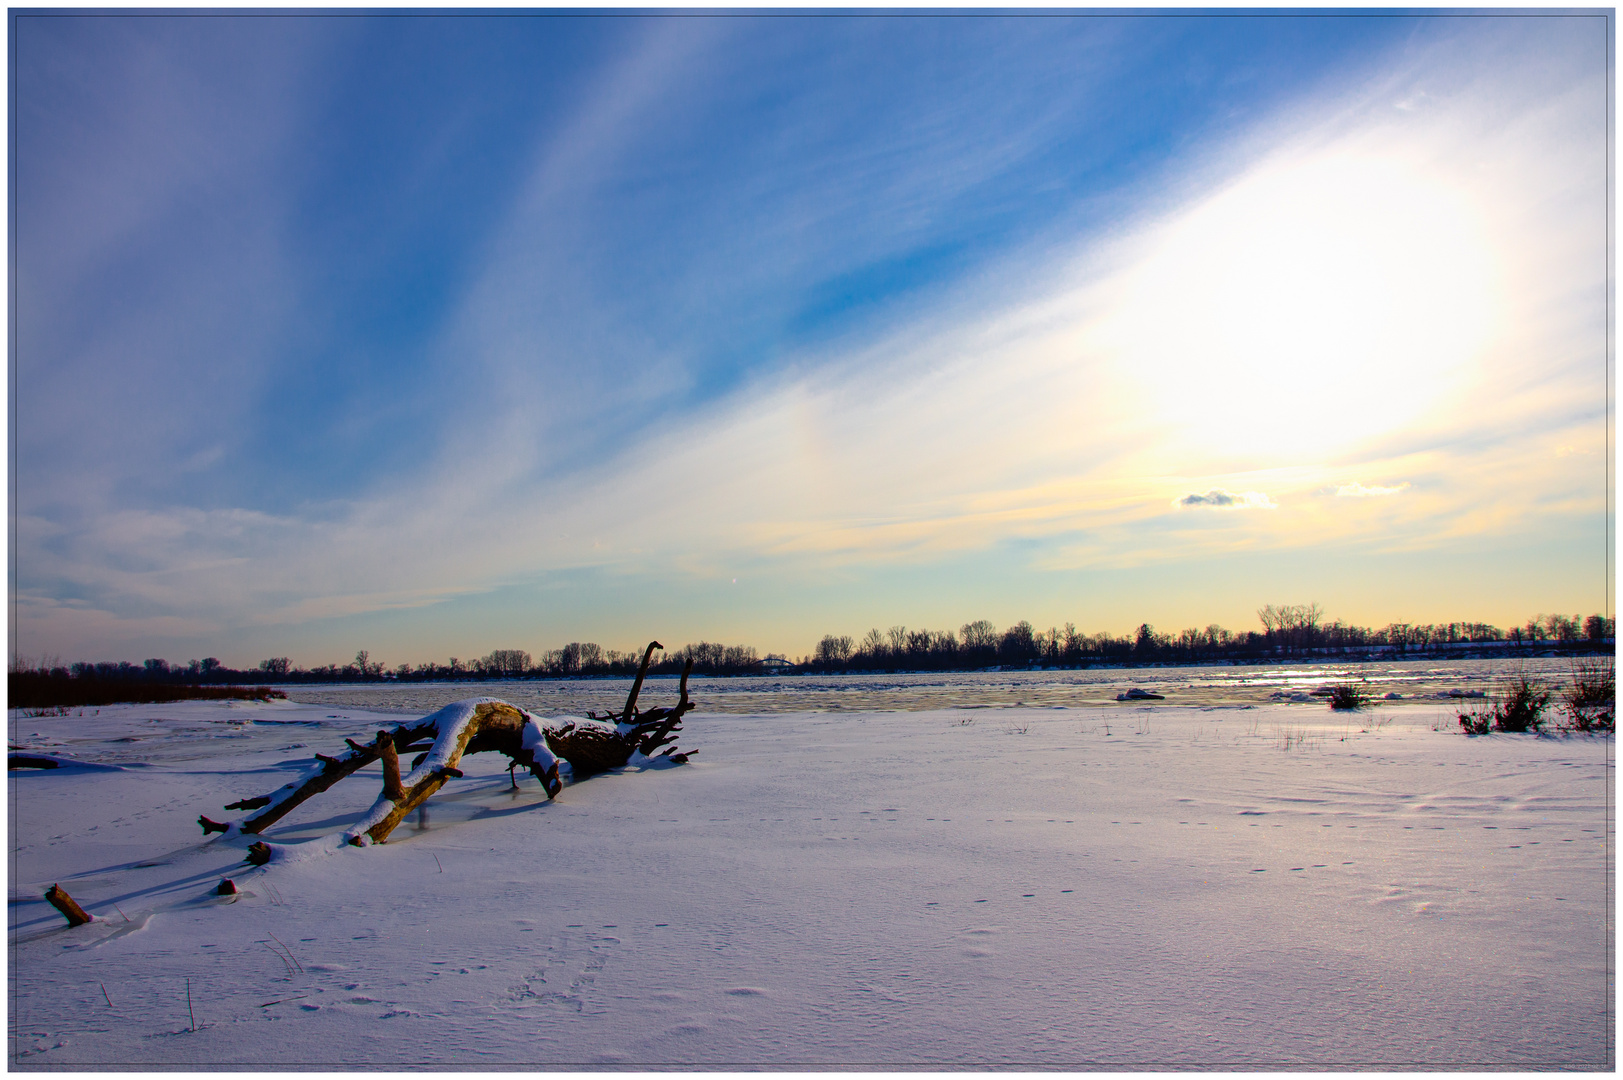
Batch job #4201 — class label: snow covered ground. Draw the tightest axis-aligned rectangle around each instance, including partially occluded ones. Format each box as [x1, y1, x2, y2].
[7, 691, 1613, 1068]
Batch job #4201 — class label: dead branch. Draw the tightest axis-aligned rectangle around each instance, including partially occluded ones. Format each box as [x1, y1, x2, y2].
[621, 640, 662, 722]
[546, 658, 696, 775]
[348, 701, 540, 845]
[200, 718, 438, 835]
[45, 884, 92, 927]
[377, 730, 404, 800]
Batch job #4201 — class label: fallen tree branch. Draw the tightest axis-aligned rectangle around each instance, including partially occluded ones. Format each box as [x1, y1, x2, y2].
[197, 642, 693, 844]
[200, 719, 438, 835]
[346, 701, 538, 844]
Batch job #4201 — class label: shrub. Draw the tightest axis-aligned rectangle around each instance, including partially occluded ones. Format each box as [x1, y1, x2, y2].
[1459, 674, 1550, 734]
[1326, 682, 1370, 710]
[1560, 657, 1615, 732]
[1497, 675, 1551, 732]
[7, 672, 286, 710]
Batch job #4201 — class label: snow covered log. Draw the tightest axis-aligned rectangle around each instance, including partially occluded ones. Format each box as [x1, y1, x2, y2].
[346, 700, 570, 844]
[197, 641, 694, 843]
[200, 700, 561, 840]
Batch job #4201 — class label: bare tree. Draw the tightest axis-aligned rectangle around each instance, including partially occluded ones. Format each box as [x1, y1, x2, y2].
[960, 620, 998, 650]
[481, 650, 532, 677]
[1257, 604, 1283, 635]
[815, 634, 854, 667]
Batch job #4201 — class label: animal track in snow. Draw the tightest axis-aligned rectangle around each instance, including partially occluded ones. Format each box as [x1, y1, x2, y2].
[504, 929, 620, 1015]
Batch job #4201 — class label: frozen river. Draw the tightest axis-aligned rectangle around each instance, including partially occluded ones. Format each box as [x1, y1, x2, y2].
[279, 655, 1584, 715]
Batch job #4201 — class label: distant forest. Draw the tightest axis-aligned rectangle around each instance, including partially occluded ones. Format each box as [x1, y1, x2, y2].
[10, 605, 1615, 688]
[806, 606, 1614, 673]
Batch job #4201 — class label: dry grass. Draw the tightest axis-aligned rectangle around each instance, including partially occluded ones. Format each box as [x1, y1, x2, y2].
[1559, 657, 1614, 732]
[1458, 673, 1551, 734]
[1274, 723, 1320, 751]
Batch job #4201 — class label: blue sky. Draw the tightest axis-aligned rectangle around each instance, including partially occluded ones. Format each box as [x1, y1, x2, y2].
[11, 12, 1611, 667]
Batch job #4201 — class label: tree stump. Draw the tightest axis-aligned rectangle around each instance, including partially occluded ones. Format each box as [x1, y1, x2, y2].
[45, 884, 92, 926]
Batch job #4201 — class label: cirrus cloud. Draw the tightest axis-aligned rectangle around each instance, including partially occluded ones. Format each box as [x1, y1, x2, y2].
[1336, 482, 1411, 498]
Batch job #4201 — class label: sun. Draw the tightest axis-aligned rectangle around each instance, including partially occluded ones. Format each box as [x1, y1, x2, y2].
[1093, 145, 1503, 464]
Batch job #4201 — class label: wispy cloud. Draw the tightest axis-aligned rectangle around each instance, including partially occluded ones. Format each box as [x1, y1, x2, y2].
[13, 16, 1609, 660]
[1336, 482, 1410, 498]
[13, 17, 330, 504]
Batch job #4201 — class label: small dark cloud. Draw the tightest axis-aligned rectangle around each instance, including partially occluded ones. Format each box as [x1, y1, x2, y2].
[1175, 488, 1275, 510]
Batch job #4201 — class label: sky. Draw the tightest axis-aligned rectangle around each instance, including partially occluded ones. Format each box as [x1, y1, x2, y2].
[10, 11, 1613, 669]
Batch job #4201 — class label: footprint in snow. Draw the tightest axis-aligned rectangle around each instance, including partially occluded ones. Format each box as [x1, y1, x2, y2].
[664, 1024, 707, 1038]
[507, 968, 547, 1003]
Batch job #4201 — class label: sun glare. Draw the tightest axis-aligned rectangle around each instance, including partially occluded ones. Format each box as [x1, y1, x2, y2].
[1095, 146, 1502, 463]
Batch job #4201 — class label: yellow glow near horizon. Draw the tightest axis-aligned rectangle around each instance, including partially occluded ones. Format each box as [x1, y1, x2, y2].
[1095, 146, 1503, 463]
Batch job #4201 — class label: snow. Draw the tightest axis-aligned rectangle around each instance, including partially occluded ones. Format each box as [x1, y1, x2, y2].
[518, 713, 560, 774]
[7, 690, 1612, 1068]
[396, 698, 489, 782]
[544, 715, 621, 739]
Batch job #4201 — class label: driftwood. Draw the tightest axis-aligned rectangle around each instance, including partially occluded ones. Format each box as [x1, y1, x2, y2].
[347, 701, 531, 844]
[198, 642, 695, 847]
[45, 884, 92, 927]
[565, 648, 695, 775]
[200, 718, 440, 835]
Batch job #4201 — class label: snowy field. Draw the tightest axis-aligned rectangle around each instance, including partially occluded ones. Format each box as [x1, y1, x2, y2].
[7, 684, 1613, 1068]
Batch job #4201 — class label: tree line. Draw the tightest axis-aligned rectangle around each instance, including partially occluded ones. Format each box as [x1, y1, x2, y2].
[10, 606, 1613, 687]
[805, 605, 1614, 672]
[13, 641, 778, 686]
